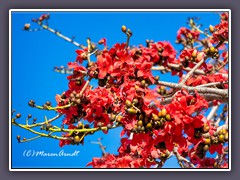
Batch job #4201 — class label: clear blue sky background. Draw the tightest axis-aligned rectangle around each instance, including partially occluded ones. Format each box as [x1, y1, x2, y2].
[11, 11, 222, 168]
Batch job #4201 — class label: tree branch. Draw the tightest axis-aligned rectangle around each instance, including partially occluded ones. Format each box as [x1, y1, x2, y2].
[157, 81, 228, 97]
[161, 93, 228, 105]
[173, 146, 196, 168]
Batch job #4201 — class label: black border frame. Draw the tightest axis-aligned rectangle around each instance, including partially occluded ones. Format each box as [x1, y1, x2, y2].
[10, 9, 230, 171]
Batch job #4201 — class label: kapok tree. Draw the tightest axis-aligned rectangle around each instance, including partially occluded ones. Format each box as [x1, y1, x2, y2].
[12, 12, 229, 168]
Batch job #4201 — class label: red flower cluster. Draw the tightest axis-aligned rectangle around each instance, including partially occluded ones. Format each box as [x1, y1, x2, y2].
[212, 12, 229, 42]
[177, 27, 200, 41]
[51, 13, 229, 168]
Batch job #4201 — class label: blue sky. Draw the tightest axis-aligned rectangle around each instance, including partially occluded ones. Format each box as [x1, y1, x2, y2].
[11, 11, 222, 168]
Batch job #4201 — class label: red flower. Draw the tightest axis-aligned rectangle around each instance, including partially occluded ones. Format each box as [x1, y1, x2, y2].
[177, 27, 200, 41]
[135, 61, 155, 84]
[140, 46, 159, 63]
[186, 74, 228, 87]
[212, 13, 229, 42]
[143, 88, 161, 107]
[75, 48, 88, 64]
[97, 52, 113, 79]
[209, 144, 223, 155]
[98, 38, 107, 46]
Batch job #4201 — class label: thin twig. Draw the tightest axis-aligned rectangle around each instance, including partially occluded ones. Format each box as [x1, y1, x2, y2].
[180, 58, 205, 85]
[39, 23, 85, 49]
[79, 77, 92, 96]
[152, 64, 206, 75]
[90, 138, 107, 156]
[214, 117, 222, 127]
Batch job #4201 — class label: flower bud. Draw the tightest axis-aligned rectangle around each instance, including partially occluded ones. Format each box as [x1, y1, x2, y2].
[204, 138, 211, 145]
[218, 134, 225, 142]
[125, 100, 132, 108]
[203, 124, 210, 133]
[161, 108, 167, 117]
[209, 25, 215, 33]
[121, 25, 127, 33]
[137, 120, 143, 126]
[24, 23, 31, 30]
[127, 108, 137, 115]
[191, 49, 198, 58]
[152, 114, 159, 121]
[74, 136, 81, 144]
[166, 114, 171, 121]
[209, 46, 216, 54]
[16, 113, 21, 118]
[146, 123, 152, 130]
